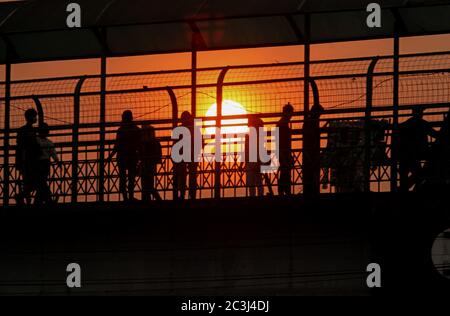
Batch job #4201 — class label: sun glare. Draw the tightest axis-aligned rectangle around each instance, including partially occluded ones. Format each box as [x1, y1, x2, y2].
[204, 100, 249, 136]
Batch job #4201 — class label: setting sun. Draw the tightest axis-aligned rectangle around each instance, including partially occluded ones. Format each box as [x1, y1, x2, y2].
[204, 100, 249, 136]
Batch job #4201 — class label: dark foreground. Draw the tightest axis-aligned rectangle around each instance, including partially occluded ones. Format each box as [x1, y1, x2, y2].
[0, 193, 449, 296]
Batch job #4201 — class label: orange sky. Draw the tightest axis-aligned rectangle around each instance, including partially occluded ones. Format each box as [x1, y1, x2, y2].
[2, 34, 450, 81]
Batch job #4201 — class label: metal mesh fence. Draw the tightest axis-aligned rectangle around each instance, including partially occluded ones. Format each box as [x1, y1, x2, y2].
[2, 51, 450, 205]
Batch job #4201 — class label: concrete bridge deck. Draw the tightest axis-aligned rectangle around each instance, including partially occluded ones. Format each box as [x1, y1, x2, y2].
[0, 193, 449, 295]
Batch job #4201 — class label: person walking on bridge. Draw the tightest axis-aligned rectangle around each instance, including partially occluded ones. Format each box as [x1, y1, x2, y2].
[15, 109, 40, 205]
[277, 103, 294, 196]
[398, 107, 438, 192]
[108, 110, 142, 202]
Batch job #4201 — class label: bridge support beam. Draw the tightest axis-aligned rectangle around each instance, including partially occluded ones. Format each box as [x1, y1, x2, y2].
[166, 87, 179, 200]
[191, 49, 197, 117]
[391, 33, 400, 192]
[302, 13, 311, 198]
[99, 56, 107, 202]
[72, 77, 86, 203]
[215, 68, 229, 199]
[3, 62, 11, 206]
[302, 78, 322, 198]
[365, 57, 380, 193]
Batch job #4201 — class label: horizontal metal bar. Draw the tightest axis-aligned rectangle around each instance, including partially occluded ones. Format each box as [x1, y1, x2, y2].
[3, 66, 450, 104]
[3, 50, 450, 86]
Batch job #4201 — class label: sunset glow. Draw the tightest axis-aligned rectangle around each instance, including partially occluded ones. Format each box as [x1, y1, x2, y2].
[204, 100, 249, 136]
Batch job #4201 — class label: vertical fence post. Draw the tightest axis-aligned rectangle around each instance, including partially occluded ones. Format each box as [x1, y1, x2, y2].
[166, 87, 179, 130]
[215, 68, 229, 199]
[302, 13, 311, 197]
[303, 78, 321, 197]
[31, 96, 44, 126]
[191, 49, 197, 117]
[189, 21, 206, 118]
[391, 34, 400, 192]
[365, 57, 380, 193]
[304, 13, 311, 117]
[166, 87, 179, 200]
[72, 76, 86, 203]
[3, 62, 11, 206]
[99, 56, 107, 202]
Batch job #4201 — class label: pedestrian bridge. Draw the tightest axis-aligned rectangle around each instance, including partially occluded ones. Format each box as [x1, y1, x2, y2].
[1, 51, 450, 205]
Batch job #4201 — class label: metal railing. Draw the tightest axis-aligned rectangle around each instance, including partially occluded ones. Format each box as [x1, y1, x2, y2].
[1, 51, 450, 205]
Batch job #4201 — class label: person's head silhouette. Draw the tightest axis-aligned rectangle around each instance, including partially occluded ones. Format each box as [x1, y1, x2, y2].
[181, 111, 192, 126]
[142, 124, 156, 140]
[24, 108, 38, 125]
[282, 103, 294, 120]
[122, 110, 133, 123]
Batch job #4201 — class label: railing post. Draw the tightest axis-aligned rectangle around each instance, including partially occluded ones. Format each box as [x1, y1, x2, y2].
[72, 76, 86, 203]
[303, 78, 321, 197]
[191, 49, 197, 117]
[3, 62, 11, 206]
[166, 87, 179, 130]
[365, 57, 380, 193]
[189, 20, 206, 118]
[166, 87, 179, 200]
[215, 68, 229, 199]
[302, 13, 311, 198]
[99, 56, 107, 202]
[304, 13, 311, 117]
[391, 33, 400, 192]
[31, 95, 44, 126]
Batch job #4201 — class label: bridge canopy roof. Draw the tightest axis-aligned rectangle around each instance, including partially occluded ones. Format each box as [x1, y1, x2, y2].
[0, 0, 450, 64]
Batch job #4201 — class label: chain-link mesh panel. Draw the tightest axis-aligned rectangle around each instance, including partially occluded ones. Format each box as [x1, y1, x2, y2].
[2, 51, 450, 205]
[10, 78, 79, 98]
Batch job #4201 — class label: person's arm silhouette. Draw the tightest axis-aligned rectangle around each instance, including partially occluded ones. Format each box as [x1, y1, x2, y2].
[107, 130, 119, 163]
[49, 141, 62, 168]
[107, 147, 117, 163]
[425, 120, 439, 140]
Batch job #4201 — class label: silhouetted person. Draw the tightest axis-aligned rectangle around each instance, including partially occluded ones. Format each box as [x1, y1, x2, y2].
[303, 103, 324, 197]
[173, 111, 200, 200]
[398, 107, 438, 192]
[35, 123, 61, 205]
[107, 110, 141, 202]
[140, 125, 162, 202]
[15, 109, 40, 205]
[245, 116, 264, 197]
[277, 103, 294, 196]
[417, 109, 450, 192]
